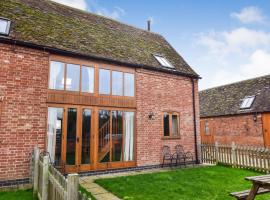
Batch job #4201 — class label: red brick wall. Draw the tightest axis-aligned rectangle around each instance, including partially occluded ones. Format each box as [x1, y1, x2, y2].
[200, 114, 264, 147]
[0, 43, 200, 181]
[135, 69, 200, 166]
[0, 44, 48, 181]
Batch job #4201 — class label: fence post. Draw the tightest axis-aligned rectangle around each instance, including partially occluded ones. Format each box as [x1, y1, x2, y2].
[215, 141, 219, 164]
[33, 146, 40, 195]
[231, 142, 236, 167]
[67, 173, 79, 200]
[42, 155, 49, 200]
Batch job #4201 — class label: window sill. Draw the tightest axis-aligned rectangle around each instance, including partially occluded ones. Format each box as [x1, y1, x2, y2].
[162, 136, 181, 140]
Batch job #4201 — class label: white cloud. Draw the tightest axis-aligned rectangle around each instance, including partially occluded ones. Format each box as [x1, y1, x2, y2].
[96, 6, 125, 20]
[231, 6, 265, 24]
[240, 50, 270, 77]
[198, 28, 270, 57]
[52, 0, 87, 10]
[197, 27, 270, 89]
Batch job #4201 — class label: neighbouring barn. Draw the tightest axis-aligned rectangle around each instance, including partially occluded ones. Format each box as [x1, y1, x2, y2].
[200, 75, 270, 147]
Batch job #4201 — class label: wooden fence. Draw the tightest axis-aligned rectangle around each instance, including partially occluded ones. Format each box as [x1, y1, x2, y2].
[32, 146, 90, 200]
[201, 142, 270, 173]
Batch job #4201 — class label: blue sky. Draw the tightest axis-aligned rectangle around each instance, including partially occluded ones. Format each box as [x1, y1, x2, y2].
[53, 0, 270, 90]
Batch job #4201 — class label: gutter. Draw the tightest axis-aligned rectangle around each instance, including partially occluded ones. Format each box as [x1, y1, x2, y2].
[192, 78, 199, 164]
[0, 37, 201, 79]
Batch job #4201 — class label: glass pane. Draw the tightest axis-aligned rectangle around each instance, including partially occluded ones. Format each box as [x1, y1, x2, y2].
[66, 64, 80, 91]
[205, 122, 209, 135]
[163, 113, 170, 136]
[124, 112, 134, 161]
[0, 20, 8, 34]
[81, 109, 91, 164]
[124, 73, 134, 97]
[49, 61, 65, 90]
[66, 108, 77, 165]
[82, 66, 94, 93]
[112, 111, 123, 162]
[47, 107, 63, 166]
[172, 115, 179, 136]
[99, 69, 110, 95]
[98, 110, 110, 163]
[112, 71, 123, 96]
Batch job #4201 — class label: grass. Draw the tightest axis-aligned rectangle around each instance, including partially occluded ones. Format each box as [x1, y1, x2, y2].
[79, 185, 96, 200]
[0, 189, 35, 200]
[95, 166, 270, 200]
[0, 187, 95, 200]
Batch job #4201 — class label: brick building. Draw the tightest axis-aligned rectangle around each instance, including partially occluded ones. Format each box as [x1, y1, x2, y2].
[0, 0, 200, 187]
[200, 75, 270, 147]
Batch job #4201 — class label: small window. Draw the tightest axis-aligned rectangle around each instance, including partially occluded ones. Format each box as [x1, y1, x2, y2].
[49, 61, 65, 90]
[163, 112, 179, 137]
[240, 96, 255, 109]
[81, 66, 94, 93]
[0, 18, 11, 35]
[99, 69, 111, 95]
[154, 55, 174, 68]
[112, 71, 123, 96]
[124, 73, 134, 97]
[205, 122, 209, 135]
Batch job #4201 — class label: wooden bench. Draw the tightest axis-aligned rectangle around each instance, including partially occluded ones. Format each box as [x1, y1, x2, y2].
[230, 188, 270, 200]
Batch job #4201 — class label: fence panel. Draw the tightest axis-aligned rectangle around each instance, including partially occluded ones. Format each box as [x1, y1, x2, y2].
[201, 143, 270, 173]
[32, 147, 90, 200]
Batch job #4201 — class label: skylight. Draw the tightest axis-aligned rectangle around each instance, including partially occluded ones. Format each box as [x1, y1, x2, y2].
[0, 18, 11, 35]
[240, 96, 255, 109]
[154, 55, 174, 68]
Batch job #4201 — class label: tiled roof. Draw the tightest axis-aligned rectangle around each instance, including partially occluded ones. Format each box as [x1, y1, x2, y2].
[200, 74, 270, 117]
[0, 0, 199, 78]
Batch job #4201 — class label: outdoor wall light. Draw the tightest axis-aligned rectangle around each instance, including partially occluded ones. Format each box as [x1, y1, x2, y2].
[253, 113, 257, 122]
[148, 112, 154, 120]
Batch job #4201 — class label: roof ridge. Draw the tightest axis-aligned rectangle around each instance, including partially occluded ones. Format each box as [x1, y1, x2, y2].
[45, 0, 163, 38]
[200, 74, 270, 92]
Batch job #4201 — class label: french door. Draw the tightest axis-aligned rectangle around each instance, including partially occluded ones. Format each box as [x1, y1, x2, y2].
[97, 109, 135, 169]
[47, 105, 94, 172]
[47, 105, 135, 173]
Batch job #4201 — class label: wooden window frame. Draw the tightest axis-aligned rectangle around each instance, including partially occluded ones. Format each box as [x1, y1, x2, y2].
[162, 112, 180, 139]
[48, 55, 136, 99]
[49, 60, 95, 95]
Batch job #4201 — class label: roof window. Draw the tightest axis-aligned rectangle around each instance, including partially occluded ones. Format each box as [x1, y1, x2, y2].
[154, 55, 174, 68]
[240, 96, 255, 109]
[0, 18, 11, 36]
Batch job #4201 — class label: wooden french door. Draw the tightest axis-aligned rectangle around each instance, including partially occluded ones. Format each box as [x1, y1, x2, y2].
[47, 105, 136, 173]
[63, 106, 95, 172]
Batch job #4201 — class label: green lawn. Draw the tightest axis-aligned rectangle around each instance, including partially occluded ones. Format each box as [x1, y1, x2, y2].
[0, 186, 94, 200]
[0, 189, 34, 200]
[95, 166, 270, 200]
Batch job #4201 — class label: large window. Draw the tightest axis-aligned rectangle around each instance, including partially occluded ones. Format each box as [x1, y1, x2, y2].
[163, 112, 180, 137]
[112, 71, 123, 96]
[124, 73, 134, 97]
[49, 61, 94, 93]
[49, 61, 65, 90]
[99, 69, 134, 97]
[99, 69, 111, 95]
[82, 66, 94, 93]
[66, 64, 80, 91]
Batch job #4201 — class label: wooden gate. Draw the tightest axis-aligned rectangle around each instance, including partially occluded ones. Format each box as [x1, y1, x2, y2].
[262, 113, 270, 148]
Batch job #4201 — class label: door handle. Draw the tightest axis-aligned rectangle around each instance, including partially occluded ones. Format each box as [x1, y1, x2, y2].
[77, 137, 79, 143]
